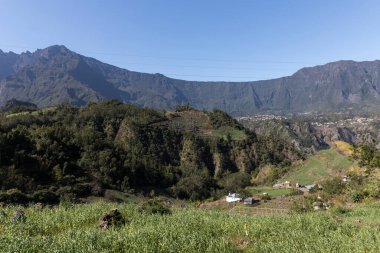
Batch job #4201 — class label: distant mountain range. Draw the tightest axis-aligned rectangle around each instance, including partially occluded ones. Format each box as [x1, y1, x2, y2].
[1, 45, 380, 115]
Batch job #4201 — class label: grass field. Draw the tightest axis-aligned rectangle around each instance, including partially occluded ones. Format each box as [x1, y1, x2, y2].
[5, 107, 57, 118]
[282, 148, 354, 185]
[1, 202, 380, 252]
[245, 187, 294, 197]
[212, 126, 247, 141]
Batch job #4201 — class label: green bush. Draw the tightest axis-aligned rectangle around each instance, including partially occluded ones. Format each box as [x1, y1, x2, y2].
[30, 189, 59, 204]
[174, 104, 193, 112]
[289, 196, 317, 213]
[260, 193, 271, 201]
[0, 188, 29, 204]
[322, 177, 345, 196]
[138, 198, 171, 215]
[172, 166, 214, 201]
[288, 189, 304, 196]
[329, 204, 350, 215]
[351, 192, 364, 203]
[219, 172, 251, 193]
[59, 192, 79, 207]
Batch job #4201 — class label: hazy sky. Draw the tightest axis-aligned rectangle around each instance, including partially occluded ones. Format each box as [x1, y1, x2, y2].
[1, 0, 380, 81]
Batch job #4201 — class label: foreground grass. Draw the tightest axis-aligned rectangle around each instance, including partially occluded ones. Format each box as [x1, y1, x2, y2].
[1, 202, 380, 252]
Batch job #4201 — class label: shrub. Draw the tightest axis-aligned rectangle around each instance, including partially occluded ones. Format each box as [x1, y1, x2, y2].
[351, 192, 364, 203]
[174, 104, 193, 112]
[0, 189, 29, 204]
[260, 193, 271, 201]
[219, 172, 251, 193]
[288, 189, 304, 196]
[31, 189, 59, 204]
[251, 165, 281, 186]
[73, 183, 93, 197]
[329, 204, 350, 215]
[289, 196, 317, 213]
[59, 192, 79, 207]
[172, 167, 214, 201]
[322, 177, 345, 196]
[138, 198, 171, 215]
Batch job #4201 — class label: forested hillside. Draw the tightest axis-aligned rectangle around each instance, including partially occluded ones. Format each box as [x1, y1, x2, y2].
[0, 100, 301, 203]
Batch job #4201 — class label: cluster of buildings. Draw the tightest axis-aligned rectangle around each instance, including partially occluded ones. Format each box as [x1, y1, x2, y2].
[225, 175, 350, 210]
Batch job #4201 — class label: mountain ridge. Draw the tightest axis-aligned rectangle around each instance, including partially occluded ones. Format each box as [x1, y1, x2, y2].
[1, 45, 380, 115]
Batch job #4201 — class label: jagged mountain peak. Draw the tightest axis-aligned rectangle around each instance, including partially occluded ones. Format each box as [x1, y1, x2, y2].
[35, 45, 72, 58]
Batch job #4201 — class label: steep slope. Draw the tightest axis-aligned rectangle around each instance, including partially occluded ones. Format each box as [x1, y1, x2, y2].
[1, 45, 380, 115]
[239, 113, 380, 157]
[1, 98, 37, 112]
[0, 49, 19, 79]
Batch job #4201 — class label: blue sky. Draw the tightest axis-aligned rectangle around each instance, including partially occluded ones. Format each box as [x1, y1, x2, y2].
[1, 0, 380, 81]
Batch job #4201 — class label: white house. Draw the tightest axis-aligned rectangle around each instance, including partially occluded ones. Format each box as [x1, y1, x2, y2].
[226, 193, 242, 203]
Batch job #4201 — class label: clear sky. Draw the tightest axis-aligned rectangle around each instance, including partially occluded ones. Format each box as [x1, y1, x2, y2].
[1, 0, 380, 81]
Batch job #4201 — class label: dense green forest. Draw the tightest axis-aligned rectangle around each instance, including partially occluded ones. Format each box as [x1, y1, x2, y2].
[0, 100, 301, 204]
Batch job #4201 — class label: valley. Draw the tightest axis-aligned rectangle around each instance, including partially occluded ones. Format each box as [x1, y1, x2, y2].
[1, 101, 380, 252]
[2, 1, 380, 252]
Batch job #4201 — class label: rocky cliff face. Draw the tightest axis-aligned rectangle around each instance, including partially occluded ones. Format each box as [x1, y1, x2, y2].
[239, 115, 380, 153]
[1, 45, 380, 115]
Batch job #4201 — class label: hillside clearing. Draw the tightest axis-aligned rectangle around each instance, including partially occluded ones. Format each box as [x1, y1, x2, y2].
[245, 187, 294, 197]
[160, 110, 247, 141]
[282, 148, 354, 185]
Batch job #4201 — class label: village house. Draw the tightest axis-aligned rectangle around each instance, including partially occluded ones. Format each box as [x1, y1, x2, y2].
[243, 197, 259, 205]
[226, 193, 242, 203]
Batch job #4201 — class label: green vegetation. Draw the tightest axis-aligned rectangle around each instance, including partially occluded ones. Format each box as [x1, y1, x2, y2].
[163, 109, 247, 141]
[1, 99, 38, 114]
[138, 198, 171, 215]
[1, 202, 380, 252]
[353, 143, 380, 168]
[0, 100, 300, 202]
[283, 148, 354, 185]
[212, 126, 247, 141]
[245, 187, 294, 197]
[334, 140, 353, 156]
[343, 202, 380, 226]
[2, 102, 380, 252]
[5, 107, 57, 118]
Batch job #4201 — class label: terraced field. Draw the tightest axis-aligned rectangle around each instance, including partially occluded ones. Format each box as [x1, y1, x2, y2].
[159, 110, 247, 141]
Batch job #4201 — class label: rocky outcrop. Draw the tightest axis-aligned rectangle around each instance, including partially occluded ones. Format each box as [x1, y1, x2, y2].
[98, 208, 126, 229]
[10, 210, 26, 222]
